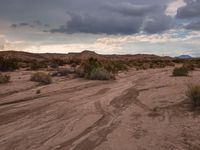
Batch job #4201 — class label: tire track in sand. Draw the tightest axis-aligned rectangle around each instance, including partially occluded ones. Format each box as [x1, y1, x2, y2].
[54, 86, 140, 150]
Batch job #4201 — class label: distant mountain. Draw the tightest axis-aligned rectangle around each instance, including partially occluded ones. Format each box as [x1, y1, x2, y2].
[176, 55, 193, 59]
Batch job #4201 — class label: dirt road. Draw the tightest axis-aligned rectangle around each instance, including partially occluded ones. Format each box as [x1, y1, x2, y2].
[0, 68, 200, 150]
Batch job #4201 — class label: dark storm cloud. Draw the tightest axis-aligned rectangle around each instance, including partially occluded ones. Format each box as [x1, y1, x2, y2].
[51, 11, 143, 35]
[176, 0, 200, 31]
[1, 0, 173, 34]
[50, 1, 173, 34]
[176, 0, 200, 19]
[142, 15, 173, 34]
[104, 2, 161, 17]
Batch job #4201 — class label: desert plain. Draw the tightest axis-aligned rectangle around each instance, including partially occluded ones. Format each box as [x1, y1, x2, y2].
[0, 62, 200, 150]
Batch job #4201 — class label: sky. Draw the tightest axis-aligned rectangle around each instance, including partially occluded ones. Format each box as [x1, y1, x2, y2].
[0, 0, 200, 57]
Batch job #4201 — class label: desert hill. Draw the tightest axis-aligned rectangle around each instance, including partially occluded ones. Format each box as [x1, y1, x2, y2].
[0, 50, 172, 62]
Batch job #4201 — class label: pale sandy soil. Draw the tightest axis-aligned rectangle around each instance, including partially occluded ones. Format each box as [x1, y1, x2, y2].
[0, 67, 200, 150]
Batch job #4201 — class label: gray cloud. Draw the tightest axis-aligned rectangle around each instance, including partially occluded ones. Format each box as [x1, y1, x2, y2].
[185, 20, 200, 30]
[142, 15, 173, 34]
[50, 1, 173, 35]
[176, 0, 200, 19]
[176, 0, 200, 31]
[11, 24, 17, 28]
[0, 0, 185, 35]
[10, 20, 50, 29]
[104, 2, 161, 17]
[51, 12, 143, 35]
[10, 22, 32, 28]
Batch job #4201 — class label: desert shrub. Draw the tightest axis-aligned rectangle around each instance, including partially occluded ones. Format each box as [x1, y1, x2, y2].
[167, 61, 175, 67]
[0, 74, 10, 84]
[75, 67, 85, 78]
[0, 57, 19, 71]
[173, 66, 189, 76]
[49, 59, 67, 68]
[36, 89, 41, 94]
[81, 57, 101, 77]
[183, 63, 195, 71]
[89, 67, 113, 80]
[71, 63, 77, 68]
[196, 63, 200, 68]
[173, 59, 185, 64]
[104, 61, 127, 73]
[186, 84, 200, 107]
[31, 72, 52, 84]
[49, 63, 59, 69]
[142, 63, 151, 69]
[51, 59, 66, 66]
[77, 58, 129, 80]
[29, 61, 48, 70]
[17, 62, 29, 68]
[49, 68, 75, 76]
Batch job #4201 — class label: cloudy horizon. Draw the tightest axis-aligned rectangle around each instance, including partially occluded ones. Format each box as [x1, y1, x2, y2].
[0, 0, 200, 57]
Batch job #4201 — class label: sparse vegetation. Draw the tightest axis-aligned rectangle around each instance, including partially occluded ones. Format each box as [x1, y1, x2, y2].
[173, 66, 189, 76]
[75, 67, 85, 78]
[128, 60, 175, 70]
[104, 61, 127, 73]
[0, 74, 10, 84]
[81, 57, 101, 78]
[183, 63, 195, 71]
[78, 57, 116, 80]
[49, 59, 67, 68]
[29, 61, 48, 70]
[31, 72, 52, 84]
[0, 57, 19, 71]
[49, 68, 75, 76]
[186, 84, 200, 108]
[90, 67, 113, 80]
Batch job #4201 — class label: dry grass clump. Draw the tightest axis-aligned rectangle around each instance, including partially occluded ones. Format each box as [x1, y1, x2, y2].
[173, 66, 189, 76]
[183, 63, 195, 71]
[0, 74, 10, 84]
[31, 72, 52, 84]
[90, 67, 113, 80]
[186, 84, 200, 108]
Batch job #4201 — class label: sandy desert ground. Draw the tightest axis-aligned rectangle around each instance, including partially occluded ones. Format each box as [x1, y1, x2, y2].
[0, 67, 200, 150]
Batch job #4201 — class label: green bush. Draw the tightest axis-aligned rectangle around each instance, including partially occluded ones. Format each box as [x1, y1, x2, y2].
[104, 61, 127, 73]
[0, 57, 19, 71]
[81, 57, 101, 77]
[186, 84, 200, 107]
[173, 67, 189, 76]
[31, 72, 52, 84]
[90, 68, 113, 80]
[77, 58, 129, 80]
[0, 74, 10, 84]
